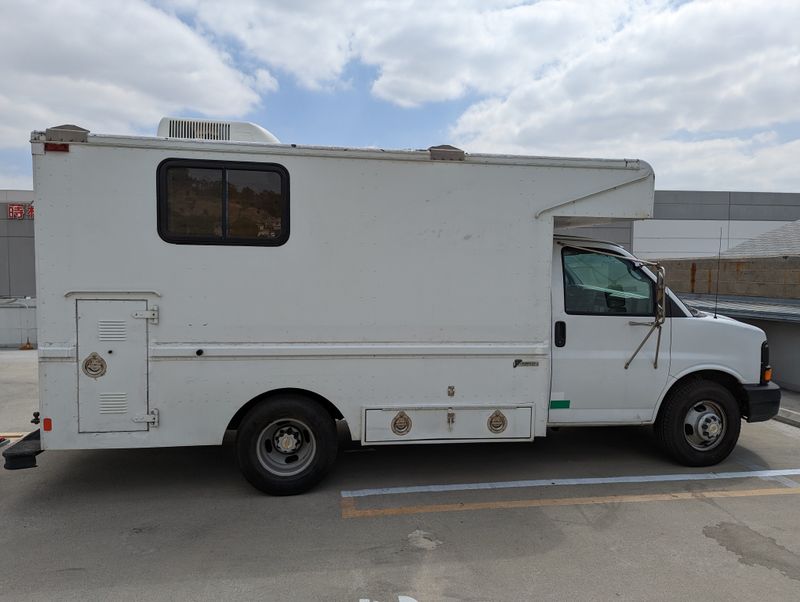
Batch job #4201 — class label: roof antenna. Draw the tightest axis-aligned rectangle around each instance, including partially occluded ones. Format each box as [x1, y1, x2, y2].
[713, 227, 722, 319]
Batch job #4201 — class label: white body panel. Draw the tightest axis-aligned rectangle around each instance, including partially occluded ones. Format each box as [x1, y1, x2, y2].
[666, 314, 763, 387]
[29, 128, 765, 453]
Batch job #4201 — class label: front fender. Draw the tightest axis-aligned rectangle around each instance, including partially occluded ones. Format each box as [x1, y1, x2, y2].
[652, 364, 747, 422]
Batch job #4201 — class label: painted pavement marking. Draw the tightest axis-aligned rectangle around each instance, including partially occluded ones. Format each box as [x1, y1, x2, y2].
[340, 486, 800, 518]
[340, 468, 800, 499]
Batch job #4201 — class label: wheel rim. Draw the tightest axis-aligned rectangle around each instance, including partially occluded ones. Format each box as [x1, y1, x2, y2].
[683, 400, 726, 451]
[255, 418, 317, 477]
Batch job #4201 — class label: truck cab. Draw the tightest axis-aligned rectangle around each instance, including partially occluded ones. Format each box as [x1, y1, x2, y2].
[550, 235, 780, 465]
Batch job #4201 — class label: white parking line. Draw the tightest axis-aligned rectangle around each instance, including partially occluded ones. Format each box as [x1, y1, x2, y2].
[736, 460, 800, 488]
[340, 468, 800, 498]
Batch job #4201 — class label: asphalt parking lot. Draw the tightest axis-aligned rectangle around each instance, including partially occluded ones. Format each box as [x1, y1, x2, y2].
[2, 350, 800, 601]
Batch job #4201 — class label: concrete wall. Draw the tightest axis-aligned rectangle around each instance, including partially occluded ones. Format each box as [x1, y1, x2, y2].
[1, 190, 36, 297]
[741, 318, 800, 392]
[634, 191, 800, 259]
[560, 191, 800, 259]
[633, 219, 789, 259]
[0, 300, 36, 348]
[660, 257, 800, 299]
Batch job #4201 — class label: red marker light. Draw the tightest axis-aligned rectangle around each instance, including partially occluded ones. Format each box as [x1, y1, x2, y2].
[44, 142, 69, 152]
[43, 418, 53, 431]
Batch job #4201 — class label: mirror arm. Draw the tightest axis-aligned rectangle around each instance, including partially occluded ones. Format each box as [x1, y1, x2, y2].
[625, 263, 666, 370]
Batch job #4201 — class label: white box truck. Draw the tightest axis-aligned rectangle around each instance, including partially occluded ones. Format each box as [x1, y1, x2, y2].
[3, 118, 780, 494]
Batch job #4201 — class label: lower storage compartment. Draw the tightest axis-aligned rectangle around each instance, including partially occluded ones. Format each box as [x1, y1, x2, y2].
[363, 405, 534, 443]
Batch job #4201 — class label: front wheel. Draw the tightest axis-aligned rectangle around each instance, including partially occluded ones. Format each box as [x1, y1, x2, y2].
[236, 396, 338, 495]
[654, 379, 741, 467]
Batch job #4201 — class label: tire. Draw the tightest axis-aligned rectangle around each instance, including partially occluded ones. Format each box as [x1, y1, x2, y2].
[236, 395, 338, 495]
[654, 379, 741, 467]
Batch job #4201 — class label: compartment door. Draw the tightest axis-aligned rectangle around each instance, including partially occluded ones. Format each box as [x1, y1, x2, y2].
[77, 300, 149, 432]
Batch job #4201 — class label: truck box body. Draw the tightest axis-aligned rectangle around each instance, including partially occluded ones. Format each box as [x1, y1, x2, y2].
[32, 131, 653, 450]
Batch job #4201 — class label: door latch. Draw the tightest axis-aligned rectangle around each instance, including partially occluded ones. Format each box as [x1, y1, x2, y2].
[132, 408, 159, 428]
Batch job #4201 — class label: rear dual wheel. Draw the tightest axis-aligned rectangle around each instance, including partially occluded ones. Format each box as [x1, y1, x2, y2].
[236, 396, 338, 495]
[655, 379, 741, 467]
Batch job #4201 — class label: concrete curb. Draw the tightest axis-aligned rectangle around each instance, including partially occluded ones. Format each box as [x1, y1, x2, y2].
[774, 408, 800, 428]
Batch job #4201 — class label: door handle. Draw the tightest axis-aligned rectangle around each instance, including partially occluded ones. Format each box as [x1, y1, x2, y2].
[555, 321, 566, 347]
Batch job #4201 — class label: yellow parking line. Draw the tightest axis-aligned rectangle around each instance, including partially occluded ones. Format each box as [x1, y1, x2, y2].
[0, 432, 27, 439]
[340, 487, 800, 519]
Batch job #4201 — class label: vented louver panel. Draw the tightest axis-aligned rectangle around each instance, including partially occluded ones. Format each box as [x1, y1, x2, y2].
[99, 393, 128, 414]
[98, 320, 126, 341]
[168, 119, 231, 141]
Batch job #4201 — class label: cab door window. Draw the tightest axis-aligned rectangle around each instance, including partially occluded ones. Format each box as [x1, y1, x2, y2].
[562, 248, 654, 316]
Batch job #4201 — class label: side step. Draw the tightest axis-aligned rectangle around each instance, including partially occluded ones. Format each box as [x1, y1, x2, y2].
[2, 429, 42, 470]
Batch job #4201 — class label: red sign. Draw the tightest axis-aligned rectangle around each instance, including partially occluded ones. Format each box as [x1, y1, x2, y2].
[6, 203, 33, 220]
[7, 204, 24, 219]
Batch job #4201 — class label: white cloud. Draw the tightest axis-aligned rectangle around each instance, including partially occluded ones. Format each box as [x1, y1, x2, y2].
[158, 0, 800, 190]
[159, 0, 361, 90]
[642, 137, 800, 192]
[166, 0, 645, 105]
[0, 0, 263, 150]
[448, 0, 800, 190]
[252, 69, 279, 93]
[1, 0, 798, 191]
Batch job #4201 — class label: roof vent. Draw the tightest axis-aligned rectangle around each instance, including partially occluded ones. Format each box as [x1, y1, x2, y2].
[45, 124, 89, 143]
[157, 117, 280, 144]
[428, 144, 465, 161]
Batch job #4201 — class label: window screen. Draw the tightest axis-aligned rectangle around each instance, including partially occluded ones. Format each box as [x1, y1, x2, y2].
[562, 248, 654, 316]
[158, 159, 289, 246]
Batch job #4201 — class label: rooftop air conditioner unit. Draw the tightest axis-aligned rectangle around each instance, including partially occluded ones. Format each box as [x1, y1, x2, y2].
[157, 117, 280, 144]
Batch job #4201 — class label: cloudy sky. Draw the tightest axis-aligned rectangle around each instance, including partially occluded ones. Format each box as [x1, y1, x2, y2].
[1, 0, 798, 191]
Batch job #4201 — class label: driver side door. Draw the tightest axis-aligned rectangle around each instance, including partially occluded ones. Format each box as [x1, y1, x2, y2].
[549, 245, 671, 424]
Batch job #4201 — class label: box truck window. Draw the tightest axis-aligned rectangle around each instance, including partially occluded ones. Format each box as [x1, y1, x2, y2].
[562, 248, 654, 316]
[157, 159, 289, 246]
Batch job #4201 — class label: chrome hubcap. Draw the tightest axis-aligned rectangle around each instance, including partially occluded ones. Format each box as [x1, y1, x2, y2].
[256, 419, 316, 477]
[684, 400, 726, 451]
[275, 428, 301, 453]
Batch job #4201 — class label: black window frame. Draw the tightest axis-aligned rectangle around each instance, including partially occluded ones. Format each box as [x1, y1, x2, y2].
[157, 158, 290, 247]
[561, 247, 656, 317]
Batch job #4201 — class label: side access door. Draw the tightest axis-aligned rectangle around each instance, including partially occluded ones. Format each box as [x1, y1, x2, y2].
[77, 300, 150, 432]
[550, 244, 670, 424]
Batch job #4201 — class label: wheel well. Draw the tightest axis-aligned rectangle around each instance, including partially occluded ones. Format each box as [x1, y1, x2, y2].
[657, 370, 748, 420]
[226, 388, 345, 432]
